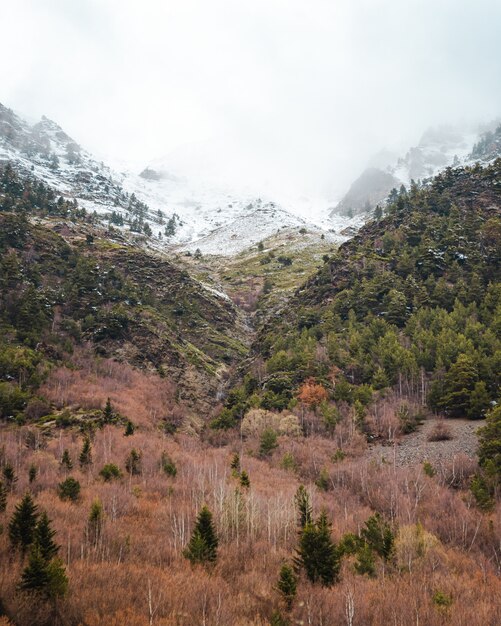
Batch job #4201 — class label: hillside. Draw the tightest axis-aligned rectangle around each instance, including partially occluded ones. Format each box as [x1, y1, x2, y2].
[0, 164, 251, 423]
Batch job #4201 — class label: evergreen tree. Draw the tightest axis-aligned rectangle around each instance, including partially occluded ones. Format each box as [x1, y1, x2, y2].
[19, 545, 68, 600]
[60, 449, 73, 472]
[34, 512, 59, 561]
[477, 404, 501, 485]
[467, 381, 491, 419]
[294, 511, 340, 586]
[58, 477, 81, 502]
[124, 420, 135, 436]
[230, 453, 241, 474]
[28, 464, 37, 484]
[125, 449, 142, 476]
[239, 470, 250, 488]
[294, 485, 312, 529]
[360, 513, 394, 560]
[103, 397, 114, 424]
[79, 436, 92, 469]
[276, 563, 297, 610]
[183, 505, 218, 565]
[88, 499, 104, 547]
[2, 463, 16, 492]
[439, 353, 478, 417]
[259, 428, 278, 458]
[0, 480, 7, 513]
[354, 542, 376, 577]
[161, 452, 177, 477]
[9, 492, 38, 555]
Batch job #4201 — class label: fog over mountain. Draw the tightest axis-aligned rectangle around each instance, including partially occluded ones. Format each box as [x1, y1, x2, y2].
[2, 0, 500, 205]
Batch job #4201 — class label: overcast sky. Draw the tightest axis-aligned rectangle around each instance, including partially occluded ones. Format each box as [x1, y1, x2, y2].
[1, 0, 500, 201]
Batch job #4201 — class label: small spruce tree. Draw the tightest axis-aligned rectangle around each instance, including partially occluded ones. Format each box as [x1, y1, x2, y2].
[183, 505, 218, 565]
[124, 420, 135, 436]
[125, 449, 142, 476]
[294, 511, 340, 587]
[239, 470, 250, 488]
[79, 436, 92, 469]
[60, 449, 73, 472]
[103, 397, 114, 424]
[259, 428, 278, 458]
[9, 492, 39, 555]
[294, 485, 312, 529]
[276, 563, 297, 610]
[34, 512, 59, 561]
[28, 465, 37, 484]
[0, 480, 7, 513]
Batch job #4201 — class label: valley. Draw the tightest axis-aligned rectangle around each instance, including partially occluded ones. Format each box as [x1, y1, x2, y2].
[0, 104, 500, 626]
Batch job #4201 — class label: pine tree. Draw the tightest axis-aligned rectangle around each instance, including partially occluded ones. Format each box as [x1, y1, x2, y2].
[467, 381, 491, 420]
[9, 492, 39, 555]
[60, 449, 73, 472]
[58, 477, 81, 502]
[360, 513, 394, 560]
[478, 405, 501, 481]
[125, 449, 141, 476]
[230, 453, 241, 475]
[88, 499, 104, 547]
[2, 462, 17, 492]
[259, 428, 278, 457]
[35, 512, 59, 561]
[239, 470, 250, 488]
[294, 511, 340, 587]
[276, 563, 297, 610]
[0, 480, 7, 513]
[183, 505, 218, 565]
[19, 544, 49, 593]
[294, 485, 312, 529]
[103, 398, 114, 424]
[79, 436, 92, 469]
[28, 464, 37, 484]
[124, 420, 135, 436]
[354, 542, 376, 577]
[161, 452, 177, 477]
[439, 353, 478, 417]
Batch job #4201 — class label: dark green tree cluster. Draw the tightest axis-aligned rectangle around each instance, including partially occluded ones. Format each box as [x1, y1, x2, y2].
[221, 161, 500, 423]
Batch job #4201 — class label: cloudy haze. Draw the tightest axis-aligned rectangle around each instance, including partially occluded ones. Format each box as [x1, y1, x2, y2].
[1, 0, 500, 202]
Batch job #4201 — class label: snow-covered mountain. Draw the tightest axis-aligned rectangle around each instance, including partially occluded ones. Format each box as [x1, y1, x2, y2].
[330, 121, 501, 218]
[0, 103, 357, 256]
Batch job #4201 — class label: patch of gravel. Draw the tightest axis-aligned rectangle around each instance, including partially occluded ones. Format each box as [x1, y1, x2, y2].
[368, 418, 485, 467]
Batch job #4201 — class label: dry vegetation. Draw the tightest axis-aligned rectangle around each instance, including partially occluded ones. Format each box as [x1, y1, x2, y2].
[0, 411, 500, 626]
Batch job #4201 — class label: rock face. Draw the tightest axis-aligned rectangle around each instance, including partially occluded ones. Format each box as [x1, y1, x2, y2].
[330, 167, 399, 217]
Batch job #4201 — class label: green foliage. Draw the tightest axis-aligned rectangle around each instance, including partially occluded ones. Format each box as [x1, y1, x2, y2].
[79, 436, 92, 469]
[161, 452, 177, 477]
[34, 512, 59, 561]
[19, 547, 68, 600]
[183, 505, 218, 565]
[99, 463, 122, 482]
[315, 468, 330, 491]
[0, 480, 6, 513]
[58, 477, 81, 503]
[423, 461, 436, 477]
[294, 511, 340, 586]
[276, 563, 297, 610]
[102, 397, 114, 424]
[239, 470, 250, 488]
[88, 499, 104, 546]
[294, 485, 312, 529]
[250, 162, 501, 415]
[360, 513, 394, 560]
[124, 420, 135, 436]
[470, 474, 495, 512]
[125, 449, 142, 476]
[259, 428, 278, 457]
[2, 463, 17, 491]
[60, 449, 73, 472]
[230, 453, 241, 473]
[354, 542, 376, 577]
[477, 404, 501, 482]
[432, 591, 453, 610]
[28, 464, 37, 484]
[8, 492, 38, 555]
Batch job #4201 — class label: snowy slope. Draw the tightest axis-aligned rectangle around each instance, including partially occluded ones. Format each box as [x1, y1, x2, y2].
[0, 102, 358, 256]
